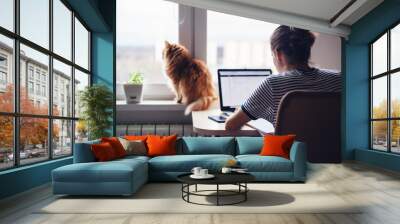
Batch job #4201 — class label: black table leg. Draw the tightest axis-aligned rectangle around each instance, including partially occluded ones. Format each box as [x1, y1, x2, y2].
[187, 184, 190, 202]
[216, 184, 219, 206]
[195, 184, 198, 192]
[181, 184, 183, 199]
[245, 183, 247, 201]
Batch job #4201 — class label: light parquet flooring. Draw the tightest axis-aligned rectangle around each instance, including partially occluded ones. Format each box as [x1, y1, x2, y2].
[1, 162, 400, 224]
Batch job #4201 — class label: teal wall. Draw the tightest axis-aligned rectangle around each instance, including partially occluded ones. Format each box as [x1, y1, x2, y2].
[344, 0, 400, 170]
[0, 0, 116, 200]
[0, 158, 72, 199]
[92, 31, 115, 136]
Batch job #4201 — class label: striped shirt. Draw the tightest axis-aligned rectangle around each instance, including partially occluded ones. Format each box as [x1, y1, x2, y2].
[241, 68, 341, 125]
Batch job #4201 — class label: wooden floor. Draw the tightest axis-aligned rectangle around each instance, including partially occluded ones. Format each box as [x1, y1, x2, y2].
[1, 162, 400, 224]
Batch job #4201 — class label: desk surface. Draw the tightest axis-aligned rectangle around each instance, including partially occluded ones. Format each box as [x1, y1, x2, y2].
[192, 108, 260, 136]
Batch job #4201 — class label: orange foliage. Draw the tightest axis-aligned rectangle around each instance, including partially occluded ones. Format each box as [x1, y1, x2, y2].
[0, 84, 60, 150]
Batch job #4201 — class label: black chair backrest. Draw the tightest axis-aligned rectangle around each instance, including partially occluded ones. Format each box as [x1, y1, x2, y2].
[274, 90, 341, 163]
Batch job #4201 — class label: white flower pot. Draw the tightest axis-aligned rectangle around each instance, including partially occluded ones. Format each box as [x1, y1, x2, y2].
[123, 84, 143, 104]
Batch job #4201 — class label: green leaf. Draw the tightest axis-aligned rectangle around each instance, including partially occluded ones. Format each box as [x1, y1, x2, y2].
[127, 72, 144, 85]
[79, 84, 113, 140]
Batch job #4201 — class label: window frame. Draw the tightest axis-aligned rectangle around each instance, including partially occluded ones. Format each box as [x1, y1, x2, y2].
[0, 0, 92, 171]
[369, 20, 400, 154]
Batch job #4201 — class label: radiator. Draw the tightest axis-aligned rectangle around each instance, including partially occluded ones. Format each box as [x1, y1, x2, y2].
[116, 124, 198, 137]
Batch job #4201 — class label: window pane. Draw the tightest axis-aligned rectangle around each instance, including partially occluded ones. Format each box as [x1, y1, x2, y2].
[208, 11, 279, 77]
[372, 33, 387, 76]
[372, 121, 388, 151]
[75, 120, 88, 143]
[0, 0, 14, 31]
[372, 77, 387, 119]
[74, 69, 89, 118]
[53, 59, 72, 117]
[53, 0, 72, 60]
[20, 44, 49, 115]
[391, 120, 400, 153]
[20, 0, 49, 49]
[53, 119, 72, 157]
[20, 117, 49, 165]
[75, 18, 89, 69]
[0, 34, 14, 112]
[0, 116, 13, 170]
[391, 72, 400, 118]
[391, 24, 400, 70]
[117, 0, 178, 84]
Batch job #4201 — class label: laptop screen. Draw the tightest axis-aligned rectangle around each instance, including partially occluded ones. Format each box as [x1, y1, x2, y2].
[218, 69, 272, 111]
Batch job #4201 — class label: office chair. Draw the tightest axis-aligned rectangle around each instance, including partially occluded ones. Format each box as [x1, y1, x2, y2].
[274, 90, 341, 163]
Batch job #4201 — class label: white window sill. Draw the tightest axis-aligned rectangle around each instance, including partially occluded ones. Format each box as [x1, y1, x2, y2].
[116, 100, 186, 111]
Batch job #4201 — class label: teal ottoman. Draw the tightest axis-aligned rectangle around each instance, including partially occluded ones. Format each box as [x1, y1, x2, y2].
[52, 156, 148, 196]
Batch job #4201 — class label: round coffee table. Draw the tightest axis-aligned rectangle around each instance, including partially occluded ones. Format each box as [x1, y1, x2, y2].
[177, 173, 255, 206]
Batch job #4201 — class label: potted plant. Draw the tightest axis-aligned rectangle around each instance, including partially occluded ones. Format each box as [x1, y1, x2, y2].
[124, 72, 144, 104]
[79, 84, 113, 140]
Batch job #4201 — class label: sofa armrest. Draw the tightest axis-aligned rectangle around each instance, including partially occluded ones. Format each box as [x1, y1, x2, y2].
[73, 140, 100, 163]
[289, 141, 307, 181]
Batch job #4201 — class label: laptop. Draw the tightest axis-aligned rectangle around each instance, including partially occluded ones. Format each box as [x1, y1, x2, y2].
[208, 69, 272, 123]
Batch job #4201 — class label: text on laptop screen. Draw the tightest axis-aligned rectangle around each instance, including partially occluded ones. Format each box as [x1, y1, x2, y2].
[219, 70, 271, 110]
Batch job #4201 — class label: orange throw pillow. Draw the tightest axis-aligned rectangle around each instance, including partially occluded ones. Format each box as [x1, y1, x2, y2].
[91, 142, 117, 162]
[260, 135, 296, 159]
[146, 135, 177, 157]
[101, 137, 127, 158]
[124, 135, 148, 141]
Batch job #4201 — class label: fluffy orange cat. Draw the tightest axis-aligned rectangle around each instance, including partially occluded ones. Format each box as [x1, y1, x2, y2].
[163, 41, 217, 115]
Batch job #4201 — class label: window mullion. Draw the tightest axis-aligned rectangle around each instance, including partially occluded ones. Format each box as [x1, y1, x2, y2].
[0, 0, 84, 170]
[13, 0, 21, 167]
[48, 0, 54, 160]
[71, 10, 76, 152]
[370, 45, 373, 149]
[388, 30, 391, 152]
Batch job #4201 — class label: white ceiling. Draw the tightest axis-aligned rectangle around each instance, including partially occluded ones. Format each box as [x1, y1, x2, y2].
[167, 0, 384, 37]
[227, 0, 353, 24]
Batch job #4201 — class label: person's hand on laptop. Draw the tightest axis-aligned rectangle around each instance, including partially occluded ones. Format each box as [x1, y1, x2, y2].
[225, 108, 250, 131]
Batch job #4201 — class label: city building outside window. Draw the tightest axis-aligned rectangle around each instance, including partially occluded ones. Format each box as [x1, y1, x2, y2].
[0, 54, 7, 67]
[28, 67, 34, 80]
[0, 71, 6, 85]
[36, 83, 40, 95]
[0, 0, 91, 170]
[28, 81, 34, 94]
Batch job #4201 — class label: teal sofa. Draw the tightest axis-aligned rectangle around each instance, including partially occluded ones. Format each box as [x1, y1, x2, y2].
[52, 137, 307, 196]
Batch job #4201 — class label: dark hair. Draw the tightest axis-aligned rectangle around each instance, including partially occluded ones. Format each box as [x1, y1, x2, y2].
[270, 25, 315, 65]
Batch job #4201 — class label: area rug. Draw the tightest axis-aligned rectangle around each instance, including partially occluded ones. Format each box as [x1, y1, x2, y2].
[37, 183, 361, 214]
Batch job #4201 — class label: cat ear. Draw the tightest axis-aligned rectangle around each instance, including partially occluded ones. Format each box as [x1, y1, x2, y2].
[164, 41, 171, 47]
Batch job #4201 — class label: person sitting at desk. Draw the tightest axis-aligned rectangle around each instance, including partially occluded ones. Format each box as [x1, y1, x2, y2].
[225, 25, 341, 131]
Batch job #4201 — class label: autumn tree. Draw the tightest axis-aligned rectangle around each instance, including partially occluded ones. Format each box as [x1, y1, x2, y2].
[372, 99, 400, 144]
[0, 85, 14, 151]
[0, 84, 60, 153]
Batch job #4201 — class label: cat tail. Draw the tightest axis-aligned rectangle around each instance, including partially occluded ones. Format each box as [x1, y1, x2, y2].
[184, 96, 217, 115]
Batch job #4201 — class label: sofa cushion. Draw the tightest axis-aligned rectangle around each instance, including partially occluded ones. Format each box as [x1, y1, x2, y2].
[181, 137, 235, 155]
[119, 138, 147, 156]
[101, 137, 127, 158]
[91, 142, 118, 161]
[147, 135, 177, 157]
[236, 137, 263, 155]
[260, 135, 295, 159]
[149, 154, 235, 172]
[236, 155, 293, 172]
[53, 158, 147, 183]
